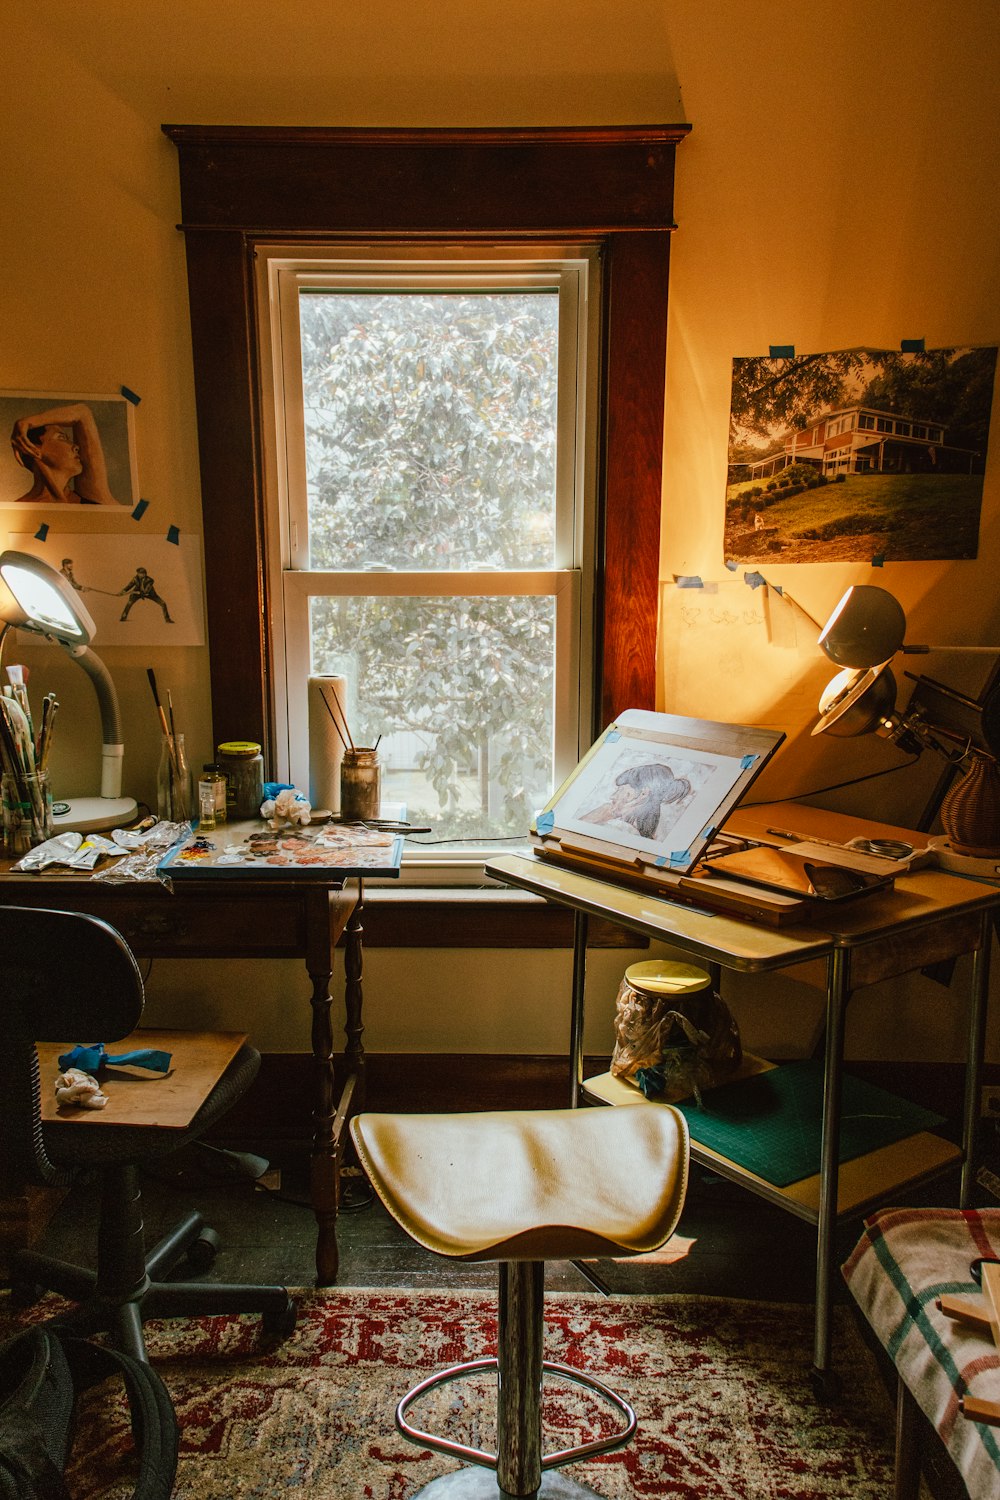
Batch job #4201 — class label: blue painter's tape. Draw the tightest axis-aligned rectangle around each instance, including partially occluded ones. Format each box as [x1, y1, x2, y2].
[34, 523, 49, 541]
[900, 339, 925, 353]
[131, 498, 149, 520]
[654, 856, 667, 867]
[166, 525, 180, 544]
[769, 345, 795, 359]
[871, 553, 885, 568]
[669, 850, 691, 865]
[744, 571, 766, 589]
[772, 583, 783, 595]
[740, 754, 757, 769]
[606, 729, 621, 742]
[675, 575, 703, 589]
[725, 559, 739, 571]
[700, 826, 716, 841]
[120, 385, 141, 405]
[536, 810, 555, 834]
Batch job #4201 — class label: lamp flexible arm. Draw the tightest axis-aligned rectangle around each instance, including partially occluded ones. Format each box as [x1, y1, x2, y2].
[63, 642, 125, 798]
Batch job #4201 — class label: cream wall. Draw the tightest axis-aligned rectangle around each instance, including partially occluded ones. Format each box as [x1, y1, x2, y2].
[2, 1, 999, 1062]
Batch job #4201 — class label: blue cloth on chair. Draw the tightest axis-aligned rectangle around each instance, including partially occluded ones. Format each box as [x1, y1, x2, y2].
[57, 1043, 172, 1076]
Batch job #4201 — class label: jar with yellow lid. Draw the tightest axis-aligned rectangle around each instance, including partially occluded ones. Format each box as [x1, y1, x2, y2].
[217, 741, 265, 820]
[610, 958, 741, 1103]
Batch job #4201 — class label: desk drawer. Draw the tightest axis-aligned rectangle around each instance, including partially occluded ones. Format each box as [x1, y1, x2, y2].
[3, 886, 309, 958]
[114, 896, 307, 956]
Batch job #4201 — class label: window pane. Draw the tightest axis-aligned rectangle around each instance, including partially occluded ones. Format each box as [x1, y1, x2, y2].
[299, 291, 559, 570]
[309, 594, 554, 839]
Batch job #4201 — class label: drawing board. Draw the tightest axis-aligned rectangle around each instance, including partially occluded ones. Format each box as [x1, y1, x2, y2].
[532, 710, 784, 884]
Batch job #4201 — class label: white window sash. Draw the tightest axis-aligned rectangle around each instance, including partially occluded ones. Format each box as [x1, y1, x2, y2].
[280, 568, 581, 799]
[255, 244, 597, 862]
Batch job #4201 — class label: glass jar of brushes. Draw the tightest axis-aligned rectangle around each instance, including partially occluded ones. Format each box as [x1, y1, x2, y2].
[2, 770, 53, 855]
[157, 732, 193, 823]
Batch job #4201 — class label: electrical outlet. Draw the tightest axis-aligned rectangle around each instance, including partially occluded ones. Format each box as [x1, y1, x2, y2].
[981, 1085, 1000, 1119]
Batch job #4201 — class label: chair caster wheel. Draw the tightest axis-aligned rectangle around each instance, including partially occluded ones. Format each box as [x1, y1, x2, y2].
[9, 1281, 42, 1309]
[186, 1227, 221, 1273]
[810, 1365, 841, 1403]
[262, 1296, 297, 1344]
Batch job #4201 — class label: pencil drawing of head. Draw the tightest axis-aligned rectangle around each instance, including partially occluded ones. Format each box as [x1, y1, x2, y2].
[580, 758, 693, 841]
[612, 761, 692, 838]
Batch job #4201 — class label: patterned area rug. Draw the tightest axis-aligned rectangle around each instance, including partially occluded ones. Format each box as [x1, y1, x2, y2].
[2, 1288, 895, 1498]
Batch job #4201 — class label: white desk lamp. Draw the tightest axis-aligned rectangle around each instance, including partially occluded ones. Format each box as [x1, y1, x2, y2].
[812, 583, 1000, 856]
[0, 550, 137, 833]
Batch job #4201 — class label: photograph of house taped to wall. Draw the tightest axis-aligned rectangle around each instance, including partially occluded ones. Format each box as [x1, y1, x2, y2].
[724, 346, 997, 564]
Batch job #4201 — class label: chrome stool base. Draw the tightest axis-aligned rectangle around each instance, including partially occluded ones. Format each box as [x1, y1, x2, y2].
[397, 1354, 637, 1471]
[410, 1468, 605, 1498]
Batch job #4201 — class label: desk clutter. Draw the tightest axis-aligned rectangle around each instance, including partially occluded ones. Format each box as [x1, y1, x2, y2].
[0, 664, 57, 853]
[158, 820, 403, 878]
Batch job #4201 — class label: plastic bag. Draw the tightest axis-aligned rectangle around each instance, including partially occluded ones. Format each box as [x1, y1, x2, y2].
[610, 975, 742, 1104]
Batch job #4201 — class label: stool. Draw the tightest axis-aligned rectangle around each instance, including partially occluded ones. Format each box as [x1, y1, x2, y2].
[350, 1104, 689, 1499]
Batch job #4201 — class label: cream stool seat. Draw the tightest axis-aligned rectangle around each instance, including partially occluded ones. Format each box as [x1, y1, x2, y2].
[351, 1105, 689, 1499]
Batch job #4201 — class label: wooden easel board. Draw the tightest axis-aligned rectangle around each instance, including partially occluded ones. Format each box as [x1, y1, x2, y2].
[38, 1029, 247, 1130]
[532, 710, 784, 891]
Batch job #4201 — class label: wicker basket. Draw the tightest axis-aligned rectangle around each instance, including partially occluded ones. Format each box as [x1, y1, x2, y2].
[940, 754, 1000, 856]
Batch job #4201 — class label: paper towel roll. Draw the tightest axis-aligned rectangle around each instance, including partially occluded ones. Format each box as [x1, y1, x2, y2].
[308, 676, 349, 813]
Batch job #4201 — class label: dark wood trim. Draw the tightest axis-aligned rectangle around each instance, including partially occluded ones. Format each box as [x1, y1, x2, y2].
[600, 232, 673, 726]
[217, 1054, 998, 1145]
[164, 124, 689, 756]
[218, 1054, 999, 1148]
[163, 124, 689, 236]
[361, 889, 647, 948]
[183, 231, 273, 749]
[219, 1052, 612, 1140]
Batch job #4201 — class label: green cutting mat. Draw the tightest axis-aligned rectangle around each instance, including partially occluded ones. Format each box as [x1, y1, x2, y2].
[676, 1060, 947, 1187]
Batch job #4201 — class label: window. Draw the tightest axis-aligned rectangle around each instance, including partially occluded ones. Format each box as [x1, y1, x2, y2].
[258, 248, 597, 853]
[164, 125, 689, 884]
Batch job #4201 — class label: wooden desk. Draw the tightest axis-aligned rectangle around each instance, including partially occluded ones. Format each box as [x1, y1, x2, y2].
[486, 805, 1000, 1396]
[0, 834, 365, 1287]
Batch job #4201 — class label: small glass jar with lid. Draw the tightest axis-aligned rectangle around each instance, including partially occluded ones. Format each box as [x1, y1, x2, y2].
[216, 741, 265, 820]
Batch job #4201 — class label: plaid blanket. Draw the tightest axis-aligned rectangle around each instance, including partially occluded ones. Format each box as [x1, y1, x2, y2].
[843, 1207, 1000, 1496]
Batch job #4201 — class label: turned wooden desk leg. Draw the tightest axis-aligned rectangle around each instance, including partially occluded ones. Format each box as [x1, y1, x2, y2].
[343, 888, 366, 1112]
[308, 883, 366, 1288]
[308, 943, 339, 1288]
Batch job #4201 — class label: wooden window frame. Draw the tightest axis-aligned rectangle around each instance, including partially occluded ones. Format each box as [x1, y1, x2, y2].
[164, 124, 689, 759]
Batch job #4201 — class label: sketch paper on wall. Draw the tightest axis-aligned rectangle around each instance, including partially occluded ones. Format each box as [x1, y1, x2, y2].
[724, 346, 998, 564]
[8, 533, 205, 646]
[0, 392, 138, 508]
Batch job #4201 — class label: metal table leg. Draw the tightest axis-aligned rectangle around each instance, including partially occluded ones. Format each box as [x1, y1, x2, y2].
[960, 909, 993, 1206]
[812, 945, 850, 1400]
[569, 909, 589, 1108]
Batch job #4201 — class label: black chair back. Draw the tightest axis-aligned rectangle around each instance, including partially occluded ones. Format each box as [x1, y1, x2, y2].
[0, 906, 144, 1192]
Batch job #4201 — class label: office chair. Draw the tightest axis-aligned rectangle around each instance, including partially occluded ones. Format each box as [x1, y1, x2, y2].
[1, 905, 296, 1363]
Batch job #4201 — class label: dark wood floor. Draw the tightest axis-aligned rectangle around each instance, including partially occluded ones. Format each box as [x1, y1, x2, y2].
[32, 1142, 855, 1301]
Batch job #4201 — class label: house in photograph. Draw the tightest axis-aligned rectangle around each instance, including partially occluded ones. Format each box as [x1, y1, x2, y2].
[749, 405, 980, 480]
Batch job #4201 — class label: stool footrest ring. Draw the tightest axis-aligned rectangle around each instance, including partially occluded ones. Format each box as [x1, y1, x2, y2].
[396, 1354, 637, 1471]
